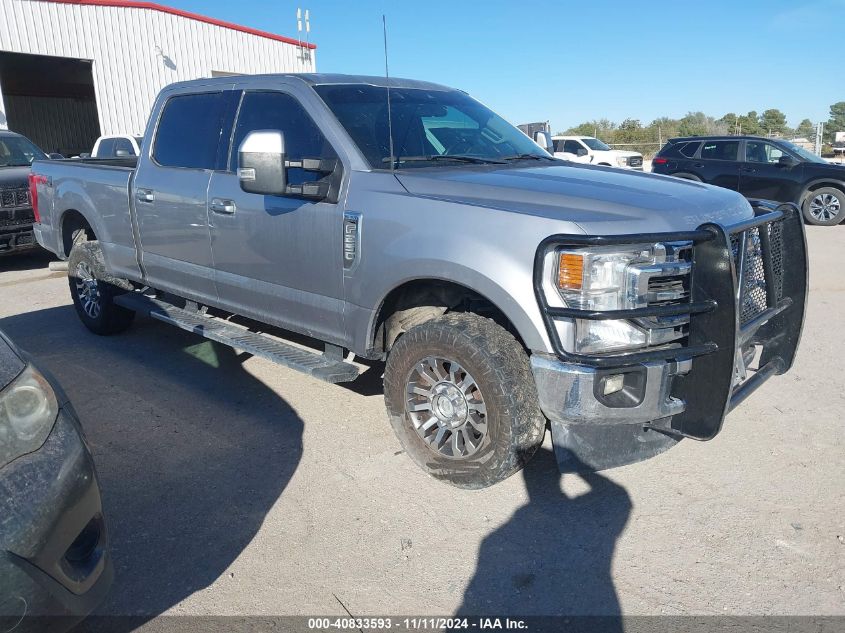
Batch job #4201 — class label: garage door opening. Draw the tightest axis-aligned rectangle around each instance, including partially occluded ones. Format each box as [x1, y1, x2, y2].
[0, 51, 101, 156]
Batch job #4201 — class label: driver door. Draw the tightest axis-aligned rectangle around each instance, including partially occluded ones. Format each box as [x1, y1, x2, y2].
[206, 89, 346, 344]
[738, 139, 804, 202]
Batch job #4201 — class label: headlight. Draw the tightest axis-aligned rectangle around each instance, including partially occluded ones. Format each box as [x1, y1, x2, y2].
[616, 156, 628, 167]
[0, 365, 58, 468]
[549, 243, 690, 354]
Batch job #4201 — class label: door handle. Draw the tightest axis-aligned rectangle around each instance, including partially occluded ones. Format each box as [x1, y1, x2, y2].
[135, 189, 155, 203]
[740, 166, 756, 173]
[693, 163, 705, 169]
[210, 198, 236, 214]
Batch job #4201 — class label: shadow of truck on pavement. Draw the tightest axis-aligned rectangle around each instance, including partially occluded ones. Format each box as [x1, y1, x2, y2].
[0, 305, 304, 627]
[456, 447, 631, 630]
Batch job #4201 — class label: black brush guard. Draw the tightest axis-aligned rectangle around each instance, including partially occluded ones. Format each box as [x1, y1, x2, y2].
[533, 201, 808, 441]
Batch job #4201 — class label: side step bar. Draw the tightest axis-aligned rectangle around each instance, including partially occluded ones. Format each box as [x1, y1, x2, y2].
[114, 293, 360, 384]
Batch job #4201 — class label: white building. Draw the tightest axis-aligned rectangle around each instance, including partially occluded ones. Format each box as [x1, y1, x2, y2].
[0, 0, 316, 155]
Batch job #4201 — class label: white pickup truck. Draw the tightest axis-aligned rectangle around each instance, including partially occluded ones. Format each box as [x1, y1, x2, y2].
[552, 136, 644, 170]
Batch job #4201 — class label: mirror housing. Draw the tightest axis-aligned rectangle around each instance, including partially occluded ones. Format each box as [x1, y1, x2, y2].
[48, 153, 64, 160]
[576, 148, 589, 157]
[238, 130, 287, 196]
[533, 130, 554, 154]
[778, 155, 799, 168]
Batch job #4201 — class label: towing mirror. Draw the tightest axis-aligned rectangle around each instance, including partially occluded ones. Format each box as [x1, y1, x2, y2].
[238, 130, 287, 196]
[576, 148, 589, 157]
[533, 131, 554, 154]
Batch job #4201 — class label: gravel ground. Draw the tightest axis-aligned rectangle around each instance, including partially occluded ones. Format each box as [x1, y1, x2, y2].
[0, 226, 842, 620]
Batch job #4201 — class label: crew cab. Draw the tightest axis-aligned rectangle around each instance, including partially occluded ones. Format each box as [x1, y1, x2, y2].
[653, 135, 845, 225]
[29, 74, 807, 488]
[552, 135, 644, 170]
[0, 130, 46, 255]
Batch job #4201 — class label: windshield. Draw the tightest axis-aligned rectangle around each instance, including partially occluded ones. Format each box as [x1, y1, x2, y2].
[581, 138, 611, 151]
[314, 84, 550, 168]
[0, 135, 47, 167]
[780, 141, 827, 164]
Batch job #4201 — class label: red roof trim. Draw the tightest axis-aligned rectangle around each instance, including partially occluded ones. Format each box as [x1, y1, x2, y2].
[44, 0, 317, 49]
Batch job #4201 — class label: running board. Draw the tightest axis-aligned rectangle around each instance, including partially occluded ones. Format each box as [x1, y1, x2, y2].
[114, 293, 360, 384]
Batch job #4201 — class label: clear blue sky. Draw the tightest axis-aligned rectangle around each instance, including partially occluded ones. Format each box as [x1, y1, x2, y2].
[166, 0, 843, 132]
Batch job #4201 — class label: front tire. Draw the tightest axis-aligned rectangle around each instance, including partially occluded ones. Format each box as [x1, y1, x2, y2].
[802, 187, 845, 225]
[68, 240, 135, 335]
[383, 313, 546, 489]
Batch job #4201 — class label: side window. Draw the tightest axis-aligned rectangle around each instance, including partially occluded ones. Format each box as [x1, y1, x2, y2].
[679, 141, 700, 158]
[230, 91, 337, 185]
[700, 140, 739, 161]
[97, 138, 115, 157]
[113, 137, 135, 156]
[563, 140, 583, 154]
[153, 92, 226, 169]
[746, 141, 783, 164]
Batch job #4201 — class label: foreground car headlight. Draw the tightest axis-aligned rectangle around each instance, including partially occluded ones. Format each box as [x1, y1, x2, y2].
[550, 243, 687, 354]
[0, 365, 59, 468]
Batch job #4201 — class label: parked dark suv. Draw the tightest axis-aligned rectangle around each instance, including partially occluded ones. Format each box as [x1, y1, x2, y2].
[653, 135, 845, 226]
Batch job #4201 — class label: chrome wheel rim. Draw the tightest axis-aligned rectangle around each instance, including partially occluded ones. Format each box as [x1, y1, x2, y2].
[405, 357, 488, 459]
[74, 261, 101, 319]
[809, 193, 841, 222]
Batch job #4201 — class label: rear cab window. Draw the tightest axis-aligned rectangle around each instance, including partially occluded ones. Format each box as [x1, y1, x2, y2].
[153, 92, 228, 170]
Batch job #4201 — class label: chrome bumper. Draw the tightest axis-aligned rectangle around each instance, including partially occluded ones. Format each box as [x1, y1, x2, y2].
[530, 354, 688, 427]
[530, 353, 691, 472]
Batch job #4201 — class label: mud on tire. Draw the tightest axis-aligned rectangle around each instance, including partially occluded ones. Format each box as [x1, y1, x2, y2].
[383, 312, 546, 489]
[67, 240, 135, 335]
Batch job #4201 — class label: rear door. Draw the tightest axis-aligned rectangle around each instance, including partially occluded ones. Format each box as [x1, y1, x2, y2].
[132, 89, 236, 303]
[738, 139, 804, 203]
[206, 87, 346, 344]
[698, 139, 741, 190]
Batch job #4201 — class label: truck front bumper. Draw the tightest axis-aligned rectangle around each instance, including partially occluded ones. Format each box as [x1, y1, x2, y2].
[531, 202, 808, 472]
[0, 226, 37, 255]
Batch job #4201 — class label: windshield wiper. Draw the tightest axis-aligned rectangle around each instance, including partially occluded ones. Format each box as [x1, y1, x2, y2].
[501, 153, 556, 161]
[383, 154, 506, 166]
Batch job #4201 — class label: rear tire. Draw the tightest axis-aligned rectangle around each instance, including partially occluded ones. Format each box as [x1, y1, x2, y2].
[68, 240, 135, 335]
[383, 312, 546, 489]
[802, 187, 844, 226]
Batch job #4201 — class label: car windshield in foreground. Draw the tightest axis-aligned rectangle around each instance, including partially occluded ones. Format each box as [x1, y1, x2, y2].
[314, 84, 550, 169]
[581, 138, 612, 151]
[0, 135, 47, 167]
[781, 141, 828, 164]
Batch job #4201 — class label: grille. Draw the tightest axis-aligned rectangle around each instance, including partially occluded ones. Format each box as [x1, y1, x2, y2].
[730, 221, 785, 325]
[0, 187, 30, 209]
[647, 274, 689, 305]
[628, 156, 643, 167]
[0, 210, 35, 229]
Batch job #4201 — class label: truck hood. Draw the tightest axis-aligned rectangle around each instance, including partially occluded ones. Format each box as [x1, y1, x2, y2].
[0, 166, 31, 189]
[395, 162, 753, 234]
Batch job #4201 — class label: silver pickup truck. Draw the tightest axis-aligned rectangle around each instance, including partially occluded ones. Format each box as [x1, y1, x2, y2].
[30, 74, 808, 488]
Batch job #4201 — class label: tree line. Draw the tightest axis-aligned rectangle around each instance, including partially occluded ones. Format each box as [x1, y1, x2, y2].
[561, 101, 845, 158]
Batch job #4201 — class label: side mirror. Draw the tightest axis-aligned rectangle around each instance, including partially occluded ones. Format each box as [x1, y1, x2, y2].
[115, 149, 130, 157]
[533, 131, 554, 154]
[238, 130, 287, 196]
[48, 153, 64, 160]
[78, 153, 91, 159]
[576, 148, 589, 157]
[778, 155, 798, 168]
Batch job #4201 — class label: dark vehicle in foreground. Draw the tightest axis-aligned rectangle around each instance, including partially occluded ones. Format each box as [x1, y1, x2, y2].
[652, 135, 845, 226]
[0, 131, 47, 255]
[31, 74, 807, 489]
[0, 330, 111, 628]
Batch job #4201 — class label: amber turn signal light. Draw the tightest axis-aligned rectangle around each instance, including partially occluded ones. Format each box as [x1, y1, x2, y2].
[558, 252, 584, 290]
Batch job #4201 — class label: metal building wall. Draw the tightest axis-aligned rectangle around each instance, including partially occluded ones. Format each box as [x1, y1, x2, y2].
[0, 0, 316, 136]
